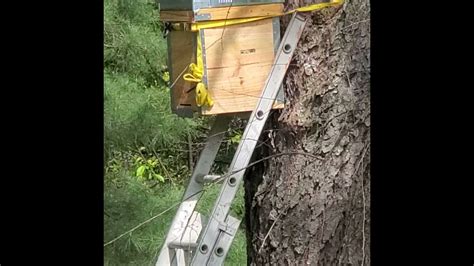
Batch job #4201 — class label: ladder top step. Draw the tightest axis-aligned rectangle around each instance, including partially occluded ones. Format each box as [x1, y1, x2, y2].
[202, 174, 221, 183]
[168, 241, 198, 250]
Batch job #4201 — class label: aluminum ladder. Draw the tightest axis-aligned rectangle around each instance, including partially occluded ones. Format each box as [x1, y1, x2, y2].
[156, 13, 307, 266]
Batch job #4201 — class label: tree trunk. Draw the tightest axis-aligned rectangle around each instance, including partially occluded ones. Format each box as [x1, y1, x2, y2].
[244, 0, 370, 264]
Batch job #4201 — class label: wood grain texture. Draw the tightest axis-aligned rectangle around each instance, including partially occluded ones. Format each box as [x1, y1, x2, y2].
[159, 4, 283, 22]
[159, 10, 194, 22]
[196, 4, 283, 21]
[167, 30, 197, 110]
[200, 18, 283, 115]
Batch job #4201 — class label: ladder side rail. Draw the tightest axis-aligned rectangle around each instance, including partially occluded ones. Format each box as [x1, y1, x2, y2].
[156, 115, 232, 266]
[191, 13, 307, 265]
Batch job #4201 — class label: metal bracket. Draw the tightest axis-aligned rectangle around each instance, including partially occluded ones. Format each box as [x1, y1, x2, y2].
[202, 175, 222, 183]
[206, 215, 240, 265]
[217, 217, 238, 236]
[195, 13, 212, 21]
[200, 29, 209, 97]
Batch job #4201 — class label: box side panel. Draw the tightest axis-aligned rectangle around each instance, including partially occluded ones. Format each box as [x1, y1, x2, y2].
[200, 18, 278, 115]
[167, 30, 197, 116]
[194, 3, 283, 21]
[158, 0, 283, 12]
[194, 0, 284, 10]
[159, 10, 194, 22]
[160, 3, 283, 22]
[158, 0, 193, 11]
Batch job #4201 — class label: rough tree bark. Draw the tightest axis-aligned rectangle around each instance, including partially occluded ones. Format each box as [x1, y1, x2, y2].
[244, 0, 370, 264]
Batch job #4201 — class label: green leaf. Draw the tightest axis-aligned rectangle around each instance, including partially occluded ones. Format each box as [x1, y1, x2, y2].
[230, 134, 241, 144]
[136, 165, 146, 177]
[162, 71, 170, 82]
[153, 173, 165, 182]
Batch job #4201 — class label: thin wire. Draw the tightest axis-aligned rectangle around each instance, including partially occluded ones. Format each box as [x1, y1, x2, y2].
[107, 4, 362, 262]
[220, 0, 234, 48]
[148, 1, 349, 253]
[165, 3, 350, 106]
[103, 189, 203, 247]
[169, 65, 190, 89]
[105, 44, 292, 247]
[172, 37, 341, 103]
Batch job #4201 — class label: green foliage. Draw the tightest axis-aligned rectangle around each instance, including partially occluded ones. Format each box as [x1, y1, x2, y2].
[134, 154, 164, 182]
[230, 131, 242, 145]
[105, 171, 184, 265]
[104, 0, 167, 87]
[105, 170, 247, 265]
[104, 0, 247, 264]
[104, 71, 200, 158]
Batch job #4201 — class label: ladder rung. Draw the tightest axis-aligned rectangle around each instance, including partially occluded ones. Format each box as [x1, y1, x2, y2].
[168, 241, 198, 250]
[202, 174, 221, 183]
[206, 215, 241, 265]
[167, 211, 207, 250]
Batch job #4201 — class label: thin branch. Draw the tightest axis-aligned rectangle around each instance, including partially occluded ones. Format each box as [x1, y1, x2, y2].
[321, 111, 348, 130]
[187, 132, 194, 173]
[341, 19, 370, 31]
[220, 0, 234, 48]
[105, 141, 332, 254]
[151, 148, 172, 179]
[254, 156, 322, 253]
[258, 210, 284, 253]
[226, 151, 324, 178]
[346, 71, 353, 89]
[169, 65, 189, 89]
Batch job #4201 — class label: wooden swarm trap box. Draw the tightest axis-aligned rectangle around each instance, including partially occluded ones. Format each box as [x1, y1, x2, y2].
[159, 0, 285, 117]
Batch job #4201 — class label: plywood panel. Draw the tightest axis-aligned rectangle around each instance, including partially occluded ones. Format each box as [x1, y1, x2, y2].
[160, 10, 194, 22]
[200, 18, 283, 115]
[159, 4, 284, 22]
[196, 4, 283, 21]
[167, 30, 197, 111]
